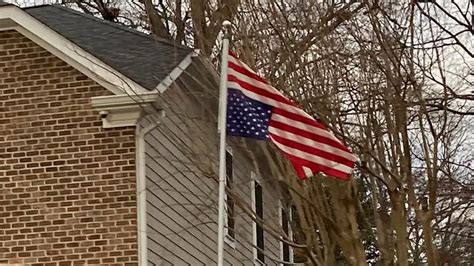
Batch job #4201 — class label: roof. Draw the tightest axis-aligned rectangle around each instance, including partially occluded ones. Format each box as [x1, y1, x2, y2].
[23, 5, 192, 91]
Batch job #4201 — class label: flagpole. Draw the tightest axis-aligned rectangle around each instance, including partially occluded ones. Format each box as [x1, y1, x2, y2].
[217, 20, 231, 266]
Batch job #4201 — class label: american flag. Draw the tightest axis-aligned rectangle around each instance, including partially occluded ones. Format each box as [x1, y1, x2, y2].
[226, 53, 357, 180]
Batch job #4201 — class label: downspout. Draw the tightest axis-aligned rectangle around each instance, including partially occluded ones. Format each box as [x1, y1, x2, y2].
[136, 111, 165, 265]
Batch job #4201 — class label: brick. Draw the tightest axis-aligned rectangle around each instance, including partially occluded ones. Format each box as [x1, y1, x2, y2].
[0, 30, 137, 264]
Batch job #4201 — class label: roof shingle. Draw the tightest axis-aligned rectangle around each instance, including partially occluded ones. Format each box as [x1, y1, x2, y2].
[24, 5, 192, 90]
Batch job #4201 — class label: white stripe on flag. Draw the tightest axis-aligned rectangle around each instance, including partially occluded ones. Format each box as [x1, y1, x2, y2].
[228, 80, 299, 115]
[269, 135, 354, 174]
[270, 113, 345, 146]
[228, 54, 259, 76]
[228, 67, 287, 99]
[227, 76, 316, 122]
[268, 127, 355, 162]
[302, 166, 313, 178]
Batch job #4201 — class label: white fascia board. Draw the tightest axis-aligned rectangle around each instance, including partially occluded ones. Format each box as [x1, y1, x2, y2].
[0, 5, 149, 96]
[91, 93, 158, 109]
[91, 94, 159, 128]
[155, 49, 199, 93]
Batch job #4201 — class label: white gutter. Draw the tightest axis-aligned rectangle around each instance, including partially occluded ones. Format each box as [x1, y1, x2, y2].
[135, 111, 165, 265]
[155, 50, 199, 93]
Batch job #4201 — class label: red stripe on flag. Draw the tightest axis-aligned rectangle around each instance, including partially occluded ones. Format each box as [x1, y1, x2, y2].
[279, 150, 353, 180]
[227, 74, 293, 106]
[228, 61, 269, 85]
[269, 133, 355, 168]
[269, 120, 351, 153]
[272, 107, 328, 131]
[228, 60, 302, 108]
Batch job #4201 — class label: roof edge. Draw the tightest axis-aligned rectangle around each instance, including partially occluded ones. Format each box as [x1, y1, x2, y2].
[155, 49, 200, 93]
[0, 4, 150, 96]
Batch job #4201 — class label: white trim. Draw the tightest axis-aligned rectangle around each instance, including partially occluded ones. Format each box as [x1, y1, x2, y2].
[279, 200, 284, 264]
[251, 172, 265, 265]
[90, 94, 158, 128]
[251, 173, 258, 264]
[0, 5, 147, 95]
[135, 111, 165, 266]
[91, 94, 158, 109]
[279, 201, 294, 265]
[288, 206, 294, 264]
[136, 126, 147, 266]
[224, 234, 236, 249]
[223, 145, 236, 247]
[155, 50, 199, 93]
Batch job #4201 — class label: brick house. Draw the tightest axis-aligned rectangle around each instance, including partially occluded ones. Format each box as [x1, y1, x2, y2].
[0, 3, 293, 265]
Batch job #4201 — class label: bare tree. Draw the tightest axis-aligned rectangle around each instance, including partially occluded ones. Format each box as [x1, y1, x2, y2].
[8, 0, 472, 264]
[66, 0, 473, 264]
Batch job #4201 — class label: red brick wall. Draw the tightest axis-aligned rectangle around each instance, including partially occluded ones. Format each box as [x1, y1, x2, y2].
[0, 30, 138, 264]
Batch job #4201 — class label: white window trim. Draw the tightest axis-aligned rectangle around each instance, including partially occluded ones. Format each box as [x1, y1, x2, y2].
[251, 172, 265, 265]
[224, 146, 236, 248]
[279, 201, 294, 265]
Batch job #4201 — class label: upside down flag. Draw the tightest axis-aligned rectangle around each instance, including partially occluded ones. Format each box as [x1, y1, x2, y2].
[226, 53, 357, 180]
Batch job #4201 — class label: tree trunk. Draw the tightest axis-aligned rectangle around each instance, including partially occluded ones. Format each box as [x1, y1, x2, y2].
[421, 214, 439, 266]
[390, 191, 409, 266]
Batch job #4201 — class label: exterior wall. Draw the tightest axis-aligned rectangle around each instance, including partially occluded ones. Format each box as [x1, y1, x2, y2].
[0, 30, 138, 264]
[144, 62, 283, 265]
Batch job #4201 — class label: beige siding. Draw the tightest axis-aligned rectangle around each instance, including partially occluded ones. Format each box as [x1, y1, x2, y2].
[144, 61, 285, 265]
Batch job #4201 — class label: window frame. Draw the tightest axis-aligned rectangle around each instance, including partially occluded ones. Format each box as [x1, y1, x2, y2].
[279, 200, 294, 265]
[251, 172, 265, 265]
[224, 146, 236, 247]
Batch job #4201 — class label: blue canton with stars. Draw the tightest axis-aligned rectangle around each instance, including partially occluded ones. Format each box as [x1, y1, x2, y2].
[226, 88, 272, 141]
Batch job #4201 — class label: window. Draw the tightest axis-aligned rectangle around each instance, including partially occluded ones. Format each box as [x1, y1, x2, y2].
[251, 173, 265, 264]
[225, 148, 235, 240]
[280, 202, 293, 265]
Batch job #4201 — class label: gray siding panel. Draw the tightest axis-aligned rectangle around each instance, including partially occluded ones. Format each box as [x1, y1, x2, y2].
[147, 249, 174, 266]
[144, 62, 283, 265]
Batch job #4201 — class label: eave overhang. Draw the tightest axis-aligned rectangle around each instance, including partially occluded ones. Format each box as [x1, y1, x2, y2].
[90, 94, 159, 128]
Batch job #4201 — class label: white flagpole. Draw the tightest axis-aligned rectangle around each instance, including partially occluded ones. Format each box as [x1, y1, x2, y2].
[217, 20, 231, 266]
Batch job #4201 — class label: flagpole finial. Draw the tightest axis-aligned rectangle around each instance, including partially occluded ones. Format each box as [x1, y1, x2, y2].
[222, 20, 232, 38]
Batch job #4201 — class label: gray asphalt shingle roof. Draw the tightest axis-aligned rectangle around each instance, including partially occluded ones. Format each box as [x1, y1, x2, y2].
[24, 5, 192, 91]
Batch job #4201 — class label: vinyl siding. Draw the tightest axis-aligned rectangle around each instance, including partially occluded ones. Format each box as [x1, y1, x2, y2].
[144, 61, 284, 265]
